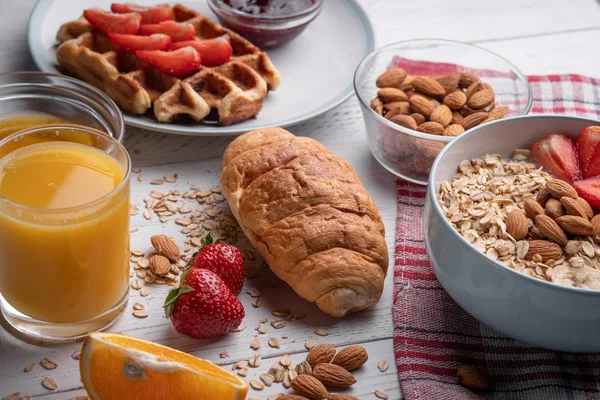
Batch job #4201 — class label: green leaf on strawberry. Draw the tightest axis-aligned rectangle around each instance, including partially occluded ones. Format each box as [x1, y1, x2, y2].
[163, 283, 194, 318]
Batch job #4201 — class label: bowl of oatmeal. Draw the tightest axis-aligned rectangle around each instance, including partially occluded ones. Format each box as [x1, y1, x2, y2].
[425, 115, 600, 352]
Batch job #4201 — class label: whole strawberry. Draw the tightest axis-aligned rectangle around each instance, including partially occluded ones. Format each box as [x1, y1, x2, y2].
[164, 268, 245, 339]
[190, 235, 245, 295]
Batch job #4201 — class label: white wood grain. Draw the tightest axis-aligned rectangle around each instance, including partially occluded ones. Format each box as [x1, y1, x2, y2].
[1, 0, 600, 399]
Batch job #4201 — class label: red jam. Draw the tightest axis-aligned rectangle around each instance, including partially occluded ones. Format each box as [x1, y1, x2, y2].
[222, 0, 315, 16]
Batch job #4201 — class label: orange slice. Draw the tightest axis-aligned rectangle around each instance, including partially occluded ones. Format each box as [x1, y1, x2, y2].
[80, 332, 248, 400]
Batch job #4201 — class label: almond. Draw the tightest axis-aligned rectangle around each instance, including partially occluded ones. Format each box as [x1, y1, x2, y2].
[434, 72, 460, 94]
[398, 75, 415, 91]
[306, 344, 336, 368]
[506, 210, 529, 240]
[290, 374, 328, 400]
[376, 68, 407, 88]
[524, 198, 545, 219]
[536, 186, 552, 207]
[592, 215, 600, 239]
[390, 115, 417, 130]
[430, 105, 452, 126]
[545, 198, 565, 219]
[561, 196, 591, 219]
[408, 95, 435, 118]
[327, 394, 359, 400]
[458, 73, 479, 88]
[312, 363, 356, 388]
[377, 87, 408, 102]
[535, 215, 568, 245]
[383, 101, 411, 115]
[467, 89, 495, 109]
[149, 254, 172, 275]
[487, 106, 509, 120]
[576, 197, 594, 219]
[417, 121, 444, 135]
[370, 97, 383, 115]
[556, 216, 594, 236]
[526, 240, 563, 262]
[331, 345, 368, 371]
[411, 76, 446, 97]
[546, 179, 578, 199]
[410, 113, 426, 125]
[461, 112, 488, 130]
[150, 235, 180, 261]
[451, 111, 464, 125]
[443, 124, 465, 137]
[465, 81, 482, 99]
[443, 91, 467, 110]
[457, 365, 494, 391]
[460, 105, 481, 117]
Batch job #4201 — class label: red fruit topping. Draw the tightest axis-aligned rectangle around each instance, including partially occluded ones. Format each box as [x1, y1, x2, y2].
[169, 38, 233, 67]
[138, 20, 196, 42]
[111, 3, 174, 24]
[573, 177, 600, 212]
[190, 235, 244, 295]
[576, 126, 600, 179]
[108, 33, 171, 51]
[83, 9, 141, 35]
[530, 134, 581, 183]
[164, 268, 245, 339]
[135, 47, 201, 78]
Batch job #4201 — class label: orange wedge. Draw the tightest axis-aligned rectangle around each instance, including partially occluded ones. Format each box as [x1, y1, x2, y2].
[80, 332, 248, 400]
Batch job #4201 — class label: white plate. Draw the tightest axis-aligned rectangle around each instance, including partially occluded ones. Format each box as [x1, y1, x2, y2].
[27, 0, 374, 136]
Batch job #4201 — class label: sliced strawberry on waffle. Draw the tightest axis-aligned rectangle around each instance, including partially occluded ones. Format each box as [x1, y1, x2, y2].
[530, 134, 582, 183]
[136, 47, 201, 78]
[574, 177, 600, 212]
[138, 20, 195, 42]
[83, 9, 141, 35]
[108, 33, 171, 51]
[111, 3, 174, 24]
[576, 126, 600, 179]
[170, 37, 233, 67]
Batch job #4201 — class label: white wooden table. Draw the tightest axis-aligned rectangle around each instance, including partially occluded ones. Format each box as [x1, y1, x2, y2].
[1, 1, 600, 399]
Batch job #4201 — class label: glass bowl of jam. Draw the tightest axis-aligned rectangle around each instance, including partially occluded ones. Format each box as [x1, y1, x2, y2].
[208, 0, 323, 48]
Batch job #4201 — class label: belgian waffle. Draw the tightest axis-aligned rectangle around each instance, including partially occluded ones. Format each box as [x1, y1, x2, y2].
[55, 4, 282, 126]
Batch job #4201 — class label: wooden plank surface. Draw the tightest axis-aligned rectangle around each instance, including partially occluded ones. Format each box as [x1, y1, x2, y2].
[1, 0, 599, 399]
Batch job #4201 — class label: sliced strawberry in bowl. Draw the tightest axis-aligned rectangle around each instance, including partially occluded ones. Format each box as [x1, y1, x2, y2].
[170, 37, 233, 67]
[138, 20, 195, 42]
[530, 134, 581, 183]
[83, 9, 141, 35]
[108, 33, 171, 51]
[111, 3, 174, 24]
[135, 47, 201, 78]
[576, 125, 600, 178]
[573, 177, 600, 212]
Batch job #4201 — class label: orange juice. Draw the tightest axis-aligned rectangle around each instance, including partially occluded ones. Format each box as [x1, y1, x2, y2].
[0, 114, 65, 140]
[0, 139, 130, 323]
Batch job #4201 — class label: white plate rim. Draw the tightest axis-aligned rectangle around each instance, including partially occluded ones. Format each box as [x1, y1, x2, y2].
[26, 0, 375, 136]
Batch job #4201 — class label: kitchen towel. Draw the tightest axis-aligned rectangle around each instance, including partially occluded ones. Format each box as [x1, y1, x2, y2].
[392, 60, 600, 400]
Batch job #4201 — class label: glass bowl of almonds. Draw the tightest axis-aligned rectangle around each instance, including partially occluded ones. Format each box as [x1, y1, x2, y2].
[354, 39, 532, 185]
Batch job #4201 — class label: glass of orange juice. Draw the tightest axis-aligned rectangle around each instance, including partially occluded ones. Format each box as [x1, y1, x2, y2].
[0, 124, 131, 341]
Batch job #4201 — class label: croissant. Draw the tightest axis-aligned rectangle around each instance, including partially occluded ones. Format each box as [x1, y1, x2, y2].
[220, 128, 388, 317]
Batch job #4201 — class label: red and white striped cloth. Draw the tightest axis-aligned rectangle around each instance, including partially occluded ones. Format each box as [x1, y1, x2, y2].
[392, 62, 600, 400]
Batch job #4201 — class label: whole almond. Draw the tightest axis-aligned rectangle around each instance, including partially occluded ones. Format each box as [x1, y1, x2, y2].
[410, 113, 426, 125]
[430, 105, 452, 126]
[592, 215, 600, 239]
[506, 210, 529, 240]
[467, 89, 495, 109]
[457, 365, 494, 391]
[312, 363, 356, 388]
[487, 106, 509, 120]
[390, 115, 417, 130]
[526, 240, 563, 261]
[535, 215, 568, 245]
[409, 95, 435, 118]
[524, 198, 545, 219]
[376, 68, 407, 88]
[561, 197, 591, 219]
[443, 91, 467, 110]
[556, 216, 594, 236]
[461, 112, 488, 130]
[451, 111, 464, 125]
[383, 101, 411, 115]
[417, 121, 444, 135]
[306, 344, 336, 368]
[412, 76, 446, 96]
[576, 197, 594, 219]
[546, 179, 578, 199]
[149, 254, 172, 275]
[536, 186, 552, 207]
[328, 394, 359, 400]
[331, 345, 368, 371]
[384, 107, 409, 120]
[545, 198, 565, 219]
[458, 73, 479, 88]
[377, 87, 408, 102]
[443, 124, 465, 137]
[465, 81, 482, 99]
[150, 235, 181, 261]
[460, 105, 481, 117]
[370, 97, 383, 115]
[434, 72, 460, 94]
[398, 75, 415, 91]
[290, 374, 328, 400]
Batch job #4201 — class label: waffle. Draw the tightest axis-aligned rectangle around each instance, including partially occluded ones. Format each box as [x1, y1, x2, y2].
[55, 4, 282, 126]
